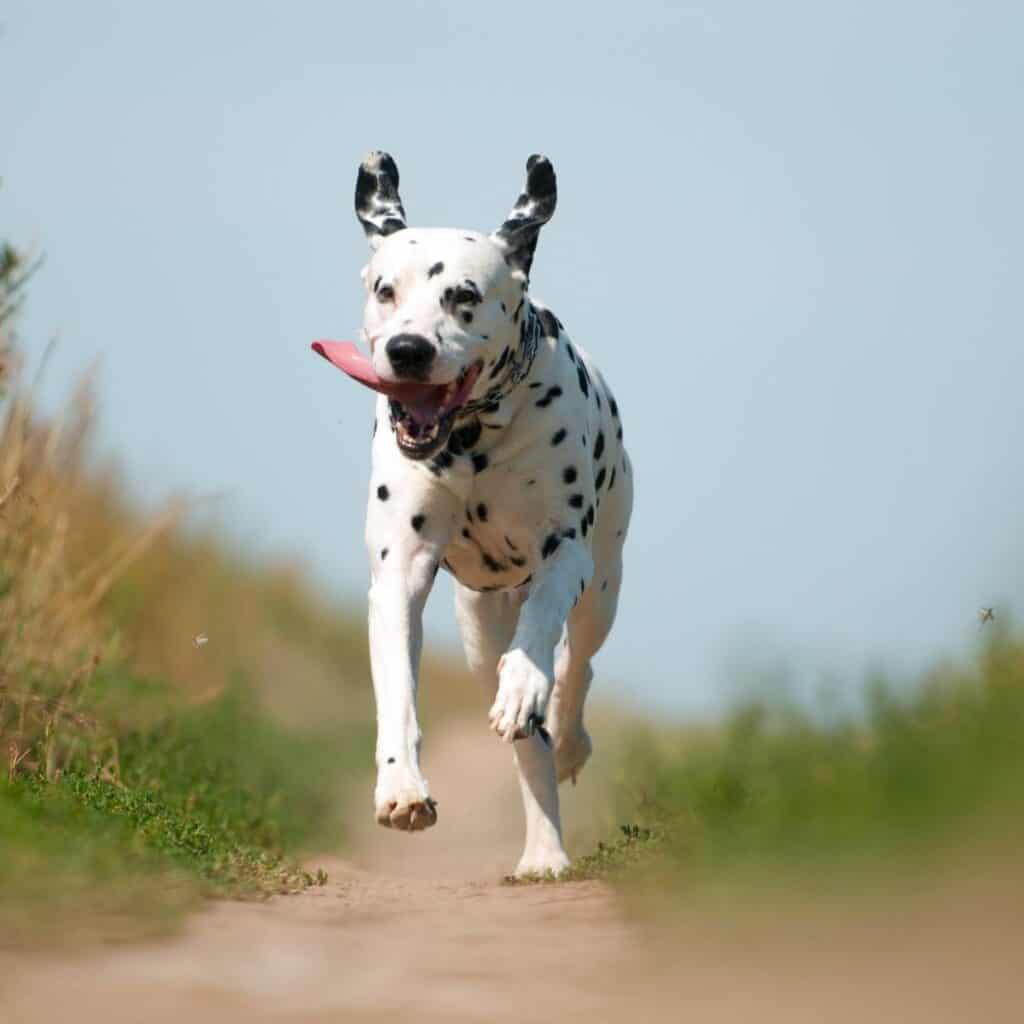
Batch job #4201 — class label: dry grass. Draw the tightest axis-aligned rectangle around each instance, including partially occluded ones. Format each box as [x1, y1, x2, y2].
[0, 251, 185, 780]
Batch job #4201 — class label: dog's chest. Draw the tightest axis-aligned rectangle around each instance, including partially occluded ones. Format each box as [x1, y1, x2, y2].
[441, 460, 554, 592]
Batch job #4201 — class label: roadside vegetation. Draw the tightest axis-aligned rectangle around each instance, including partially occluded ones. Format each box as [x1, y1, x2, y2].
[0, 235, 388, 946]
[580, 628, 1023, 904]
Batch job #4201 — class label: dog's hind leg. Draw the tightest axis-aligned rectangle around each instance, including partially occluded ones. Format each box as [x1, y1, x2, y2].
[549, 453, 632, 785]
[454, 584, 523, 696]
[548, 552, 623, 784]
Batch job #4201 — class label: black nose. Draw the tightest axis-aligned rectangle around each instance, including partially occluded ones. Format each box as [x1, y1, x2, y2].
[386, 333, 436, 379]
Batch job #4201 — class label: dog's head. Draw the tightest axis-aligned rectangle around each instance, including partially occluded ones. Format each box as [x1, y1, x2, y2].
[354, 152, 556, 459]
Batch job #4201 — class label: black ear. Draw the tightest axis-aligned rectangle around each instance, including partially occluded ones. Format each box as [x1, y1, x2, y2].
[354, 151, 407, 247]
[490, 155, 557, 279]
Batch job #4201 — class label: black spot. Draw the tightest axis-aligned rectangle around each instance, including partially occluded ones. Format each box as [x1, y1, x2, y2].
[489, 347, 511, 379]
[610, 398, 619, 419]
[462, 528, 471, 539]
[373, 275, 382, 292]
[526, 479, 536, 486]
[602, 580, 608, 592]
[477, 503, 488, 521]
[565, 344, 577, 364]
[500, 302, 507, 313]
[595, 392, 602, 411]
[529, 381, 543, 389]
[551, 428, 567, 446]
[579, 578, 585, 594]
[408, 239, 418, 245]
[387, 756, 396, 764]
[464, 236, 477, 242]
[377, 484, 389, 500]
[581, 517, 589, 538]
[569, 493, 584, 508]
[432, 562, 440, 579]
[577, 366, 589, 398]
[518, 574, 533, 588]
[563, 528, 577, 540]
[541, 533, 561, 559]
[538, 307, 560, 338]
[472, 453, 489, 474]
[513, 298, 524, 322]
[616, 529, 624, 538]
[381, 548, 389, 560]
[373, 418, 377, 437]
[563, 466, 577, 484]
[428, 261, 444, 278]
[510, 555, 526, 567]
[456, 420, 481, 450]
[536, 386, 563, 408]
[461, 311, 473, 325]
[595, 467, 607, 491]
[411, 514, 425, 532]
[587, 505, 595, 525]
[617, 426, 623, 441]
[506, 535, 518, 550]
[431, 451, 454, 474]
[609, 467, 617, 490]
[594, 432, 605, 461]
[482, 552, 504, 572]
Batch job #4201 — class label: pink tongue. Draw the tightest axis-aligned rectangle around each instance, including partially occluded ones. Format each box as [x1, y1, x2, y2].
[311, 340, 436, 404]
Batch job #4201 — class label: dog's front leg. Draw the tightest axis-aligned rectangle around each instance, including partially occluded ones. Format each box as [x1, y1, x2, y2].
[366, 488, 456, 831]
[490, 537, 593, 875]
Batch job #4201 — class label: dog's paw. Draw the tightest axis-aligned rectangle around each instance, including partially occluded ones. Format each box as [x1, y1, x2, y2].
[554, 723, 593, 785]
[489, 650, 553, 743]
[514, 848, 571, 880]
[374, 770, 438, 831]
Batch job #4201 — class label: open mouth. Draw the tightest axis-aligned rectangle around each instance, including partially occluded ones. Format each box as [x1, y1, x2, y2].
[310, 338, 484, 461]
[389, 361, 482, 458]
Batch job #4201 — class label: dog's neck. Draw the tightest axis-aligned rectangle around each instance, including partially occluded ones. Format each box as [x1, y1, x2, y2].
[458, 302, 541, 420]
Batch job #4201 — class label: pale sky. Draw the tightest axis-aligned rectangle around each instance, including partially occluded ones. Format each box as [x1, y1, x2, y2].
[4, 1, 1022, 714]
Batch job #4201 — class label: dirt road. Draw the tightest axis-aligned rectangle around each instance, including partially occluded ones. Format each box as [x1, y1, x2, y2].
[3, 720, 1022, 1023]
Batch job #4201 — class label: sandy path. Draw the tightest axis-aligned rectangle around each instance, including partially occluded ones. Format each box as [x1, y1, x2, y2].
[3, 719, 1022, 1023]
[0, 721, 655, 1023]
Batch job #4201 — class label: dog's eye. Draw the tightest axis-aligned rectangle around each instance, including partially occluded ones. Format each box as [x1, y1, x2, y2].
[376, 284, 395, 303]
[453, 288, 478, 305]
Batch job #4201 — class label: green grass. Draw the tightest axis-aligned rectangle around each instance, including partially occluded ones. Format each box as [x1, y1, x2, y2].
[581, 633, 1024, 894]
[0, 675, 373, 947]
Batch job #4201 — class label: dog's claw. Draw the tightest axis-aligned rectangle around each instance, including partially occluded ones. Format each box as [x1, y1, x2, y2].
[513, 713, 550, 745]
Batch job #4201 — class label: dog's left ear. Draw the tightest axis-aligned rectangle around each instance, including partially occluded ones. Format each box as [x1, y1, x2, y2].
[490, 155, 557, 279]
[355, 151, 408, 249]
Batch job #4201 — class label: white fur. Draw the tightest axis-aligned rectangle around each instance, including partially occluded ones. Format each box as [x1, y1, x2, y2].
[359, 224, 632, 876]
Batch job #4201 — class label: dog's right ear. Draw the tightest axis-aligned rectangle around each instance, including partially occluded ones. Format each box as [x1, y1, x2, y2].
[354, 151, 407, 249]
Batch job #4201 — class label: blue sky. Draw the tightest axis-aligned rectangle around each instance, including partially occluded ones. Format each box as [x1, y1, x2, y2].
[4, 1, 1022, 714]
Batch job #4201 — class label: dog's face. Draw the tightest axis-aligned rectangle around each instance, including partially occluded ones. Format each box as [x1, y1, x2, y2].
[354, 152, 556, 459]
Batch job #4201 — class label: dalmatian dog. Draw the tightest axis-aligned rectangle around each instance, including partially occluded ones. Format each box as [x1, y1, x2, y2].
[314, 152, 633, 877]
